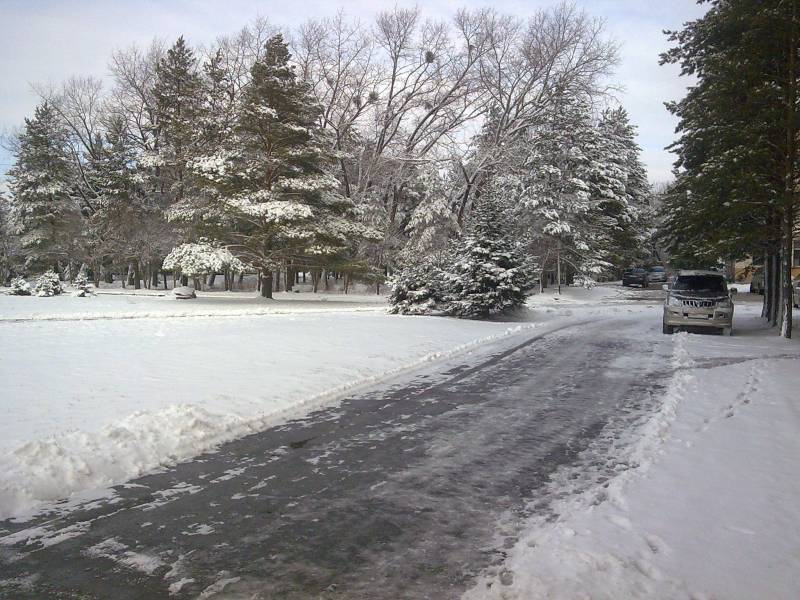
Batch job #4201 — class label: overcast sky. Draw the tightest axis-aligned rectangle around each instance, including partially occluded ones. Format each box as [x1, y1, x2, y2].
[0, 0, 707, 187]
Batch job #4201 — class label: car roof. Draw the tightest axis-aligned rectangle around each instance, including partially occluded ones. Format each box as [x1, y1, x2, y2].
[676, 270, 724, 277]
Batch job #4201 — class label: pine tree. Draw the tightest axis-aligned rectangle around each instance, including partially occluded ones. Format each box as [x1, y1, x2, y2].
[8, 276, 31, 296]
[33, 269, 64, 297]
[152, 36, 202, 205]
[594, 107, 652, 267]
[388, 252, 451, 315]
[512, 98, 613, 280]
[447, 193, 527, 318]
[191, 34, 375, 297]
[8, 101, 79, 271]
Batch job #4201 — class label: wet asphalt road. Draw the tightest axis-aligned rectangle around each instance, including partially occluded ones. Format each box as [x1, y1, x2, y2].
[0, 313, 671, 600]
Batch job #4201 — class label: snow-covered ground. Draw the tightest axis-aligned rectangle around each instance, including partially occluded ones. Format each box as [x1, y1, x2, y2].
[466, 301, 800, 600]
[3, 284, 798, 599]
[0, 292, 550, 520]
[0, 289, 386, 322]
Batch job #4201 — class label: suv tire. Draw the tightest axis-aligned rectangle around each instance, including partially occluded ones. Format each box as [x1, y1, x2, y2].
[662, 322, 674, 335]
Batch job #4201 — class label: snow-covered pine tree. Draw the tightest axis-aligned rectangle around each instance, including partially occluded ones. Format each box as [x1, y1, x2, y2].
[506, 97, 614, 284]
[33, 269, 64, 297]
[189, 34, 376, 297]
[0, 191, 15, 283]
[447, 192, 527, 318]
[152, 36, 202, 205]
[400, 167, 458, 259]
[73, 270, 93, 296]
[388, 252, 451, 315]
[593, 107, 652, 267]
[8, 276, 31, 296]
[8, 101, 79, 272]
[84, 116, 142, 275]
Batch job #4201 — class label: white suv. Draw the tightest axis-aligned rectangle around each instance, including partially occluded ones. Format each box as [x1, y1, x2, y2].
[662, 270, 735, 335]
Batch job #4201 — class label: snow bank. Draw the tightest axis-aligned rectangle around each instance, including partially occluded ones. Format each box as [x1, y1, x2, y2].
[0, 305, 541, 520]
[466, 304, 800, 599]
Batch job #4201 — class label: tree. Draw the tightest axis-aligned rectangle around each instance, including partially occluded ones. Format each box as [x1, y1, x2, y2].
[594, 107, 652, 267]
[7, 101, 80, 272]
[152, 36, 202, 206]
[446, 192, 527, 317]
[191, 34, 375, 297]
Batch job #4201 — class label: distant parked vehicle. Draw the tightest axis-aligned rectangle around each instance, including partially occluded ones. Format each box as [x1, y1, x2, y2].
[648, 266, 667, 284]
[793, 277, 800, 308]
[622, 267, 649, 288]
[750, 267, 764, 295]
[662, 270, 736, 335]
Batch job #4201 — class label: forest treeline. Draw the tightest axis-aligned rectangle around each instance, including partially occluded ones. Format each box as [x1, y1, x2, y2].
[0, 4, 655, 312]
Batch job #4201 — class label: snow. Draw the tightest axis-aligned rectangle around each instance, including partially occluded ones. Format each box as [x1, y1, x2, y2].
[84, 537, 164, 575]
[0, 289, 387, 322]
[466, 301, 800, 600]
[0, 292, 542, 520]
[3, 283, 797, 598]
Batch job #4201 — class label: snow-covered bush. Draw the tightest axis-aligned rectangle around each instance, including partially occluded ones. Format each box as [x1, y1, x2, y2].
[388, 257, 449, 315]
[33, 270, 64, 297]
[8, 276, 31, 296]
[163, 242, 248, 278]
[72, 272, 94, 297]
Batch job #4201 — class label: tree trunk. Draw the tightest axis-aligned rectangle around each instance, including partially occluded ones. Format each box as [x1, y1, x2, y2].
[770, 253, 780, 326]
[781, 209, 795, 338]
[208, 273, 216, 288]
[556, 241, 562, 295]
[762, 255, 769, 319]
[286, 267, 294, 292]
[781, 0, 796, 338]
[260, 270, 273, 299]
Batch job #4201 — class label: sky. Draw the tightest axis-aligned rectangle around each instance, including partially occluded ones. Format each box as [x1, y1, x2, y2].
[0, 0, 708, 187]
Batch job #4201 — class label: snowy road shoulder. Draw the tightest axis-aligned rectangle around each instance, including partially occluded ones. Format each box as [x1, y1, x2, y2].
[466, 304, 800, 600]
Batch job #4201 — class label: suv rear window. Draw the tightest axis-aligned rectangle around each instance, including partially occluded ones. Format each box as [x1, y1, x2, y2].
[650, 267, 665, 272]
[673, 275, 727, 293]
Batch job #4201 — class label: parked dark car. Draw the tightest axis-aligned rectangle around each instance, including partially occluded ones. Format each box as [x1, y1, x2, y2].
[622, 267, 649, 288]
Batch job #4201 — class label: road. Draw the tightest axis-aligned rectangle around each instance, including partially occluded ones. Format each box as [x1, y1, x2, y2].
[0, 309, 672, 599]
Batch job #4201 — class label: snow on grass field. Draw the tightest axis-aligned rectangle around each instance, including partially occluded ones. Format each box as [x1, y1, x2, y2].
[0, 292, 545, 520]
[467, 302, 800, 600]
[0, 289, 386, 322]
